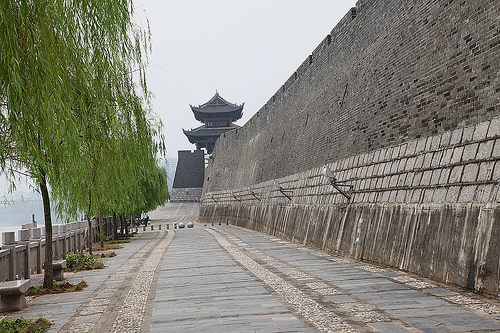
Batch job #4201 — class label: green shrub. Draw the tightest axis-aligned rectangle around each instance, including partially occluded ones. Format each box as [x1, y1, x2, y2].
[65, 253, 104, 271]
[0, 317, 51, 333]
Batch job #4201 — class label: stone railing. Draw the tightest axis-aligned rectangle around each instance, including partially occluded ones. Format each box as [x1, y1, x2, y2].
[0, 221, 99, 282]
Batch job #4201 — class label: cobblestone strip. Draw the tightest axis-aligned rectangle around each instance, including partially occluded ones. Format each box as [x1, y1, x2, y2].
[173, 203, 183, 216]
[110, 230, 173, 332]
[215, 228, 422, 332]
[240, 228, 500, 325]
[206, 228, 358, 333]
[62, 232, 165, 333]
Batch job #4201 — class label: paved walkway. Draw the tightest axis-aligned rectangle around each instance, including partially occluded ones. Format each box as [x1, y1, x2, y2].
[5, 202, 500, 332]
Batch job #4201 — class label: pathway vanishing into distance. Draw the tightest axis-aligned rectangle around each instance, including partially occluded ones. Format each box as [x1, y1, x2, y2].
[6, 202, 500, 332]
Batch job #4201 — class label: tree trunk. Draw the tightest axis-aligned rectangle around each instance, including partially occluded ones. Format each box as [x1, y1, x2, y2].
[98, 195, 104, 249]
[78, 229, 87, 268]
[120, 216, 124, 236]
[40, 169, 53, 289]
[112, 212, 117, 241]
[87, 190, 93, 255]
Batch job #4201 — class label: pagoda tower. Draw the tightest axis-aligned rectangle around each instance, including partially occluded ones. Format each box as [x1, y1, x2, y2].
[183, 92, 244, 154]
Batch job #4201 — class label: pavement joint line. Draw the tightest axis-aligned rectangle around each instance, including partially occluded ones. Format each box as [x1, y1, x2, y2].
[206, 226, 364, 333]
[150, 310, 294, 325]
[213, 227, 422, 333]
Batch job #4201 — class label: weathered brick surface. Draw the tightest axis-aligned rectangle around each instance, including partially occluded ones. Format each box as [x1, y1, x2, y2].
[205, 0, 499, 192]
[199, 0, 500, 297]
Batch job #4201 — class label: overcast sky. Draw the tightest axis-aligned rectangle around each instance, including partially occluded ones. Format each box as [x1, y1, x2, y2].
[134, 0, 358, 157]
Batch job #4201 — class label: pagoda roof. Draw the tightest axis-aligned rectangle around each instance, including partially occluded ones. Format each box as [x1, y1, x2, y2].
[190, 92, 244, 122]
[183, 124, 239, 144]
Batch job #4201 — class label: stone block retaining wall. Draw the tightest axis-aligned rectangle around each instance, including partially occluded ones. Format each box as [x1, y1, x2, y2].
[170, 187, 203, 202]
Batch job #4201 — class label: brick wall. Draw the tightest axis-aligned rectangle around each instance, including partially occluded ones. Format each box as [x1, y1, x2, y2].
[170, 187, 203, 202]
[204, 0, 499, 192]
[199, 0, 500, 297]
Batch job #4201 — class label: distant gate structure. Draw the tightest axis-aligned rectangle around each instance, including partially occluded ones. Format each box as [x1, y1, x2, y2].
[183, 91, 243, 154]
[170, 92, 243, 202]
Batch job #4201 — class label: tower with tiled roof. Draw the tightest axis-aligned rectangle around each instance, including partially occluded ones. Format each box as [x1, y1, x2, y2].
[183, 92, 243, 154]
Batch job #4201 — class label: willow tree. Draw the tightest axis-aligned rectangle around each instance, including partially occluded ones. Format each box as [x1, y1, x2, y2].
[52, 91, 168, 249]
[0, 0, 152, 288]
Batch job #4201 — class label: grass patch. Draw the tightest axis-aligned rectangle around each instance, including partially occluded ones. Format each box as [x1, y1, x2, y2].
[0, 317, 51, 333]
[26, 281, 87, 298]
[65, 253, 104, 271]
[92, 238, 130, 251]
[108, 238, 130, 244]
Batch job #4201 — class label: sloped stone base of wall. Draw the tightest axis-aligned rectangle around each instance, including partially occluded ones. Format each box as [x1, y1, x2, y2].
[170, 187, 202, 202]
[200, 202, 500, 297]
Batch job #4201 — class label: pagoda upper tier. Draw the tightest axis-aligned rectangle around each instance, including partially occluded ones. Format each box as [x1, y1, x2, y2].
[183, 92, 244, 154]
[190, 92, 244, 123]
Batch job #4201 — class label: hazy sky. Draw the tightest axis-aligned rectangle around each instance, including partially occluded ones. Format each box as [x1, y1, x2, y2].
[134, 1, 358, 157]
[1, 1, 358, 223]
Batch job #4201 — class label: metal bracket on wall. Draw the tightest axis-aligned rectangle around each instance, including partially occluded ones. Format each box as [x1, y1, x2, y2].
[323, 166, 353, 200]
[232, 191, 241, 202]
[274, 180, 293, 200]
[248, 187, 261, 201]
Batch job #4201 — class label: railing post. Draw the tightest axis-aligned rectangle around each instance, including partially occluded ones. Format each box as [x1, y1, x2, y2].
[18, 229, 30, 279]
[2, 232, 16, 281]
[31, 228, 42, 274]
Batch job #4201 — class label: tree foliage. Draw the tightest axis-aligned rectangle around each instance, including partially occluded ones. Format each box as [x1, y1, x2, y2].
[0, 0, 168, 287]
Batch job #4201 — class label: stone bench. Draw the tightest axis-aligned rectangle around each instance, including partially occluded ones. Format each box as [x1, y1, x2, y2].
[53, 260, 66, 281]
[43, 259, 67, 281]
[0, 279, 31, 312]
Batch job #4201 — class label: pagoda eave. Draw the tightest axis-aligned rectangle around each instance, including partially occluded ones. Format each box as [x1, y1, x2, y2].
[183, 127, 237, 144]
[191, 106, 243, 123]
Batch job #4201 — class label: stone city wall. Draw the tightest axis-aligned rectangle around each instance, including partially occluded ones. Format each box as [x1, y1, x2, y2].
[201, 116, 500, 295]
[205, 0, 499, 191]
[200, 0, 500, 297]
